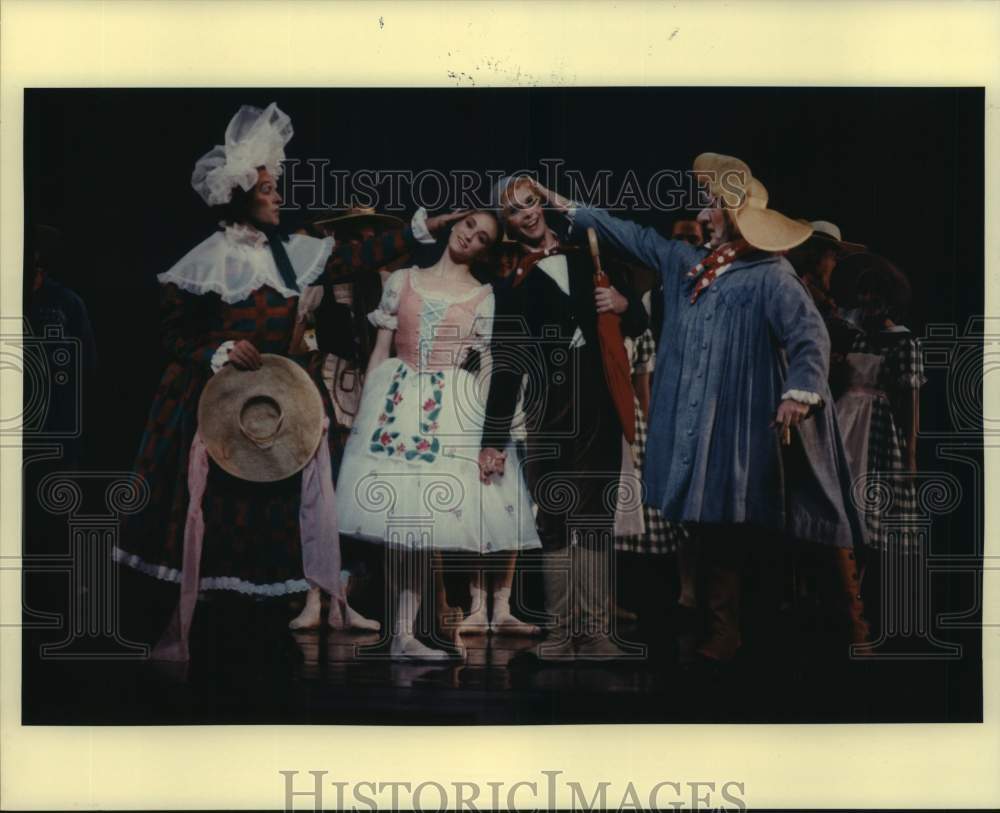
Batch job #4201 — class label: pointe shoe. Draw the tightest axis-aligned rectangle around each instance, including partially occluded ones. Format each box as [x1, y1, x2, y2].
[390, 634, 450, 662]
[489, 609, 543, 637]
[490, 586, 543, 636]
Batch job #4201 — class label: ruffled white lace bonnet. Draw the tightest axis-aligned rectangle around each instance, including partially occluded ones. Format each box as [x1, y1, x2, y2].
[191, 102, 293, 207]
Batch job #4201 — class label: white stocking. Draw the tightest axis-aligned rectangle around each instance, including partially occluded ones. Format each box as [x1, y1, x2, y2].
[390, 557, 448, 661]
[490, 585, 541, 636]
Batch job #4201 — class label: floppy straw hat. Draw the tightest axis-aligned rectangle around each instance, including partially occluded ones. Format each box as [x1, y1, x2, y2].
[310, 206, 405, 231]
[198, 354, 324, 482]
[693, 153, 812, 252]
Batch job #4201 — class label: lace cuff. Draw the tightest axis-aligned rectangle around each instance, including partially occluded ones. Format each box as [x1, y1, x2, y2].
[781, 389, 823, 406]
[210, 340, 236, 374]
[410, 207, 437, 245]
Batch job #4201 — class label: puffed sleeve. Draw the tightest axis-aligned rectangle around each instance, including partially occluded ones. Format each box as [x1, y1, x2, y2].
[367, 267, 407, 330]
[890, 334, 927, 389]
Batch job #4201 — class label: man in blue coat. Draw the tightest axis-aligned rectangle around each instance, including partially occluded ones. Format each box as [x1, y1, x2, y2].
[536, 153, 870, 662]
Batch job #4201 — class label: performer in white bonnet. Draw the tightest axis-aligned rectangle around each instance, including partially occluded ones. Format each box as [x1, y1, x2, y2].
[116, 103, 446, 644]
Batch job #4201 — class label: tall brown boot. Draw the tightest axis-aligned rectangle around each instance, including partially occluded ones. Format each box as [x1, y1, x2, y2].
[537, 548, 576, 661]
[829, 547, 872, 651]
[696, 557, 742, 663]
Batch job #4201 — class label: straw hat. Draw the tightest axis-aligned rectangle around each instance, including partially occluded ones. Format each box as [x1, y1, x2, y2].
[310, 206, 404, 232]
[198, 354, 324, 482]
[693, 153, 812, 252]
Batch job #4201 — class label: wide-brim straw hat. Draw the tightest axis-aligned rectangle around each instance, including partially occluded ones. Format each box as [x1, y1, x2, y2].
[310, 206, 405, 231]
[198, 354, 324, 483]
[693, 152, 813, 252]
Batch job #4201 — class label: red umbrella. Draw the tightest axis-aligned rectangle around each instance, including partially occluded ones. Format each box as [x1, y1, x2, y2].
[587, 228, 636, 444]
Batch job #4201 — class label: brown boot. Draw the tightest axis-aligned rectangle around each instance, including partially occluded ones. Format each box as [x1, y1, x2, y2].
[696, 559, 742, 663]
[537, 549, 576, 661]
[830, 547, 872, 652]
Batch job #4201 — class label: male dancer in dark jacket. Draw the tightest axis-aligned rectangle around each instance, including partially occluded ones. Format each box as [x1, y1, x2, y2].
[478, 176, 647, 660]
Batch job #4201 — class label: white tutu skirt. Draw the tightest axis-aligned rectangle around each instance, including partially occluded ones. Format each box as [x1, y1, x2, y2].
[335, 359, 541, 552]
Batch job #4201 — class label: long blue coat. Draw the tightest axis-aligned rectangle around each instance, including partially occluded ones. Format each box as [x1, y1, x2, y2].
[573, 206, 864, 549]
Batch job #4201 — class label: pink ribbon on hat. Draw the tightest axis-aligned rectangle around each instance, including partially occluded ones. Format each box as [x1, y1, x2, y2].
[152, 418, 343, 661]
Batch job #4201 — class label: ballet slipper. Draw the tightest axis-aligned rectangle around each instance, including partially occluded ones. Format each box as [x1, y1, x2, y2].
[390, 634, 450, 662]
[456, 584, 490, 637]
[489, 586, 542, 636]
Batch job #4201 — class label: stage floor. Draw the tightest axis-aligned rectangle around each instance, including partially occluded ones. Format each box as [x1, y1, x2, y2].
[21, 573, 982, 726]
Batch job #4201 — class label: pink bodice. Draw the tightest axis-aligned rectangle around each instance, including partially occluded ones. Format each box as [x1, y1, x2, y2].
[392, 270, 493, 372]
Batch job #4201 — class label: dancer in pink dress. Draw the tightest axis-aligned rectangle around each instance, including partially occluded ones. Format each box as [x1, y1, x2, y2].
[336, 210, 542, 660]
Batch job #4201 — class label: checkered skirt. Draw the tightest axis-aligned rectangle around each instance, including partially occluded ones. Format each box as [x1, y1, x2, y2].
[615, 330, 689, 554]
[842, 329, 926, 552]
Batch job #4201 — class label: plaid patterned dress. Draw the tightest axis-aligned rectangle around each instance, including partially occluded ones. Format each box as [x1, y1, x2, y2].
[835, 328, 925, 551]
[116, 228, 413, 594]
[614, 329, 689, 554]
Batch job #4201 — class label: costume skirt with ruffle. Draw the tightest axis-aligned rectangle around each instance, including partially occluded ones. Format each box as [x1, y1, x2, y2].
[336, 358, 541, 553]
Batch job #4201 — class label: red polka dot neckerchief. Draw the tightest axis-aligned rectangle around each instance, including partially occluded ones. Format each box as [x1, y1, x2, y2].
[687, 238, 753, 303]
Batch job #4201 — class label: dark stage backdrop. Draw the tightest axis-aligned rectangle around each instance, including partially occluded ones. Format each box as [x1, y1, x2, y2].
[20, 87, 986, 725]
[23, 87, 984, 484]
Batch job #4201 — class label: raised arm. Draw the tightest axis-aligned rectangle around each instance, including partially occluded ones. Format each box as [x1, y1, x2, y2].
[531, 181, 679, 274]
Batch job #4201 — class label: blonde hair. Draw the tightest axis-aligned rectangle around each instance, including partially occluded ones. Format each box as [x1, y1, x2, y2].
[498, 176, 541, 223]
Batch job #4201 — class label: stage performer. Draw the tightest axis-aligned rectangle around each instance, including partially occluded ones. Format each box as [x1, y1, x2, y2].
[115, 103, 453, 637]
[478, 176, 648, 661]
[837, 256, 924, 565]
[613, 324, 691, 622]
[335, 210, 542, 661]
[557, 153, 870, 662]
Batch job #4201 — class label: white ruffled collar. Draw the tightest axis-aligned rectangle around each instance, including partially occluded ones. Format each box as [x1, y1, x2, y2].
[157, 226, 335, 304]
[223, 221, 270, 249]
